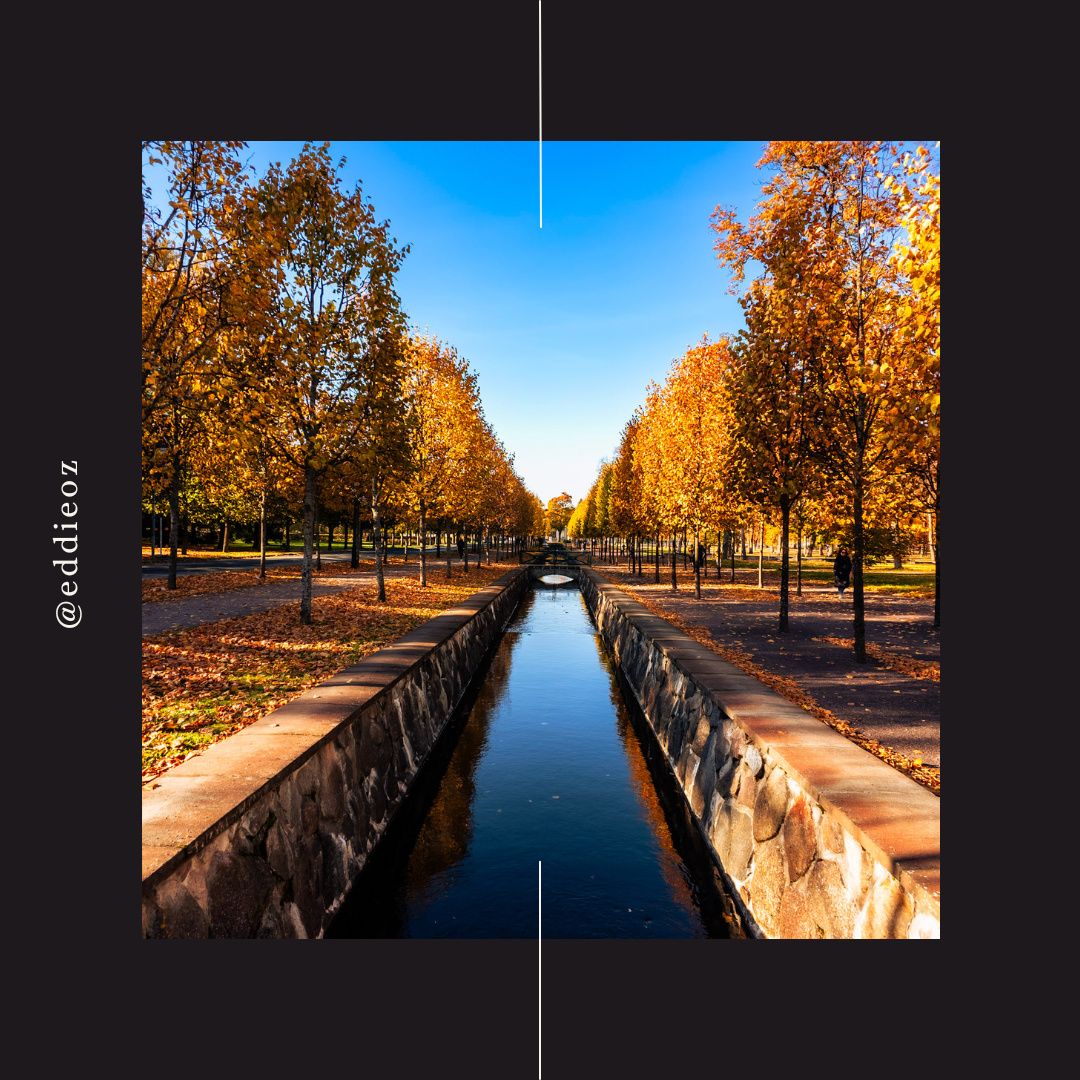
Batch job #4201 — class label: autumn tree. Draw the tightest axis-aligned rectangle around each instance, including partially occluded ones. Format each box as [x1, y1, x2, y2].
[545, 493, 574, 540]
[636, 337, 732, 597]
[240, 142, 408, 622]
[887, 146, 940, 624]
[610, 414, 648, 573]
[143, 142, 258, 587]
[393, 334, 482, 585]
[725, 278, 822, 630]
[714, 140, 931, 660]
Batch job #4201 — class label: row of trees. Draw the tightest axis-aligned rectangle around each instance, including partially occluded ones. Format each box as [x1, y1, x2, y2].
[143, 141, 544, 622]
[567, 141, 939, 661]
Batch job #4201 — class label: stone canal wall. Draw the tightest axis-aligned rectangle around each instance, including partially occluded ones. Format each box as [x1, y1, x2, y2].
[578, 568, 940, 939]
[142, 566, 531, 938]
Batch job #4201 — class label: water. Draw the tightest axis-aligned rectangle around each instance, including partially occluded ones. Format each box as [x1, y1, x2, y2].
[326, 584, 742, 938]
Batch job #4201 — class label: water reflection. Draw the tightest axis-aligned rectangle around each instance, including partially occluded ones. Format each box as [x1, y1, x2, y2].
[327, 585, 741, 938]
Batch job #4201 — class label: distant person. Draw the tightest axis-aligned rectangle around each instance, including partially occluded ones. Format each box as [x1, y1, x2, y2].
[833, 547, 852, 597]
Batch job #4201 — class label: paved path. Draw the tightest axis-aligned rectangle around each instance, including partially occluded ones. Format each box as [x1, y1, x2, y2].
[597, 567, 940, 769]
[142, 550, 405, 578]
[141, 560, 476, 638]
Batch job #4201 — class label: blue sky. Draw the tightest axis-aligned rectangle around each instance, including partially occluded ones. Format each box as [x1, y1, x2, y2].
[149, 141, 773, 506]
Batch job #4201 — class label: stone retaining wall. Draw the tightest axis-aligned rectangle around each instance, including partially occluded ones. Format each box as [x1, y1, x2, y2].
[579, 568, 940, 939]
[142, 566, 530, 938]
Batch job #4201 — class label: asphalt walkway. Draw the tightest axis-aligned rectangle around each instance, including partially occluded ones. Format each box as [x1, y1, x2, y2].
[141, 559, 474, 638]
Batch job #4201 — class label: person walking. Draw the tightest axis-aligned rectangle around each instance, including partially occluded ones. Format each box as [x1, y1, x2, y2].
[833, 547, 852, 598]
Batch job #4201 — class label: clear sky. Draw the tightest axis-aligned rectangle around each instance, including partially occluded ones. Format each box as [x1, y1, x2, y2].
[160, 141, 775, 507]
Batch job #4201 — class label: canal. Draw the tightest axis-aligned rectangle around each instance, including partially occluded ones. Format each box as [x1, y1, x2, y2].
[326, 581, 743, 938]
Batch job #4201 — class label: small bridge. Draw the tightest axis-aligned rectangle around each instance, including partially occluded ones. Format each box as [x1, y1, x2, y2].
[521, 543, 589, 584]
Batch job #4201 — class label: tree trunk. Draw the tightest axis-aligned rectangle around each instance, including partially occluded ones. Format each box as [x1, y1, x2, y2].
[351, 496, 361, 569]
[372, 477, 386, 602]
[796, 523, 803, 597]
[167, 450, 181, 590]
[419, 499, 427, 587]
[300, 464, 317, 624]
[757, 518, 764, 588]
[852, 473, 867, 662]
[932, 505, 939, 628]
[259, 487, 268, 579]
[654, 530, 660, 583]
[284, 520, 290, 552]
[694, 525, 701, 599]
[221, 519, 229, 554]
[671, 532, 677, 590]
[315, 500, 322, 572]
[778, 494, 790, 632]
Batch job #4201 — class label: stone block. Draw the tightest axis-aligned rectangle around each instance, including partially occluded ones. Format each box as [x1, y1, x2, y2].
[142, 895, 164, 939]
[783, 794, 816, 882]
[714, 753, 736, 799]
[256, 895, 288, 939]
[691, 730, 717, 819]
[266, 819, 295, 882]
[745, 742, 763, 778]
[709, 799, 732, 863]
[205, 850, 275, 938]
[753, 766, 789, 842]
[726, 804, 754, 882]
[860, 867, 913, 939]
[152, 878, 210, 939]
[749, 840, 786, 937]
[290, 841, 322, 937]
[778, 884, 821, 938]
[691, 716, 712, 756]
[822, 812, 846, 854]
[301, 791, 319, 837]
[807, 859, 856, 939]
[735, 765, 756, 809]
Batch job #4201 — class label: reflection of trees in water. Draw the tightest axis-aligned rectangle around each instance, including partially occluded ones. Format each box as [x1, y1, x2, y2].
[400, 610, 527, 892]
[590, 631, 698, 919]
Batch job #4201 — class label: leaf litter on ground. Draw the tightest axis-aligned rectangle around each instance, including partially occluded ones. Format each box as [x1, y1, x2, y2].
[142, 561, 512, 784]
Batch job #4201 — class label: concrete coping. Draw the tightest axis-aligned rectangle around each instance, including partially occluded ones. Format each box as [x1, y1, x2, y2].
[142, 566, 529, 886]
[580, 568, 940, 920]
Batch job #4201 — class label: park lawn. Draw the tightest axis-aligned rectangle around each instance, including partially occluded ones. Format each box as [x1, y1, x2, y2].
[700, 559, 935, 598]
[142, 545, 301, 560]
[142, 561, 513, 783]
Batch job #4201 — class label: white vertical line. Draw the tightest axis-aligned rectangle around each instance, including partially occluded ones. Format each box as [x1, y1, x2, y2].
[538, 1, 542, 229]
[538, 859, 542, 1078]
